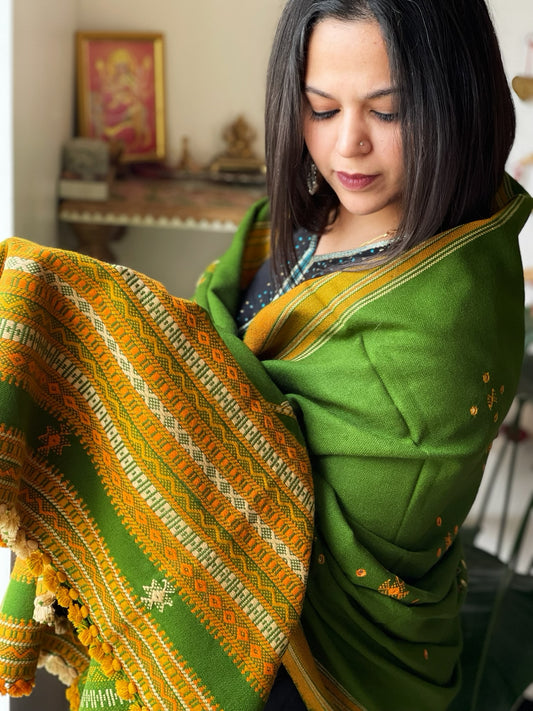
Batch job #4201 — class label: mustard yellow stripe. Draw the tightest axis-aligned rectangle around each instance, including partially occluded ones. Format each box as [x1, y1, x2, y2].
[241, 222, 270, 288]
[245, 194, 527, 362]
[282, 625, 366, 711]
[287, 196, 526, 362]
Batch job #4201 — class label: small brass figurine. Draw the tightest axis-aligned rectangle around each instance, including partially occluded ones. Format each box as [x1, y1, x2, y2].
[209, 115, 266, 174]
[176, 136, 200, 173]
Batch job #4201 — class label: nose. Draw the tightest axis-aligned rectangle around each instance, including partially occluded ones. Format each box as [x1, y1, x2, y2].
[336, 112, 370, 157]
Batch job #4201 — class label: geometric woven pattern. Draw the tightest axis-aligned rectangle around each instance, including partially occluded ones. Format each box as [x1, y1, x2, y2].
[0, 237, 313, 710]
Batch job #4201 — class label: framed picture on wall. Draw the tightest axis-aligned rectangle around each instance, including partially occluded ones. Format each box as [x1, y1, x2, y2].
[76, 32, 166, 163]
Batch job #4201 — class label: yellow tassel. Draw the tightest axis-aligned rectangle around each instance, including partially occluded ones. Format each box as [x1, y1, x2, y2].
[66, 680, 81, 711]
[25, 551, 45, 577]
[56, 587, 72, 609]
[68, 604, 84, 626]
[7, 678, 34, 697]
[100, 655, 117, 677]
[77, 627, 93, 647]
[42, 567, 60, 593]
[115, 678, 136, 701]
[89, 641, 105, 662]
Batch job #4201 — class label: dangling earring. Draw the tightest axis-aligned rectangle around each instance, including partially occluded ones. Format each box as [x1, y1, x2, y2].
[307, 160, 319, 195]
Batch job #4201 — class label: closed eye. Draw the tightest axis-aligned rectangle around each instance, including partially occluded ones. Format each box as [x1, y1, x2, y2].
[309, 108, 339, 121]
[372, 110, 399, 123]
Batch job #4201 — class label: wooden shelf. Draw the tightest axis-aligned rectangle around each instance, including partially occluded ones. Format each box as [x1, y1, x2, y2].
[59, 177, 266, 261]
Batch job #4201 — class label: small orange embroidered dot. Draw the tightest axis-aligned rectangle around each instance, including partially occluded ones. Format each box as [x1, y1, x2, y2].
[209, 595, 222, 609]
[436, 516, 442, 527]
[250, 644, 262, 660]
[500, 385, 505, 394]
[237, 627, 249, 641]
[317, 554, 325, 565]
[424, 649, 429, 661]
[470, 406, 478, 416]
[194, 579, 207, 593]
[483, 372, 490, 383]
[356, 569, 367, 578]
[180, 563, 193, 577]
[436, 548, 442, 558]
[223, 610, 236, 625]
[494, 412, 499, 423]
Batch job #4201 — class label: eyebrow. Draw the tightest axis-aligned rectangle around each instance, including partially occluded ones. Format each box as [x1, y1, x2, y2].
[304, 85, 398, 100]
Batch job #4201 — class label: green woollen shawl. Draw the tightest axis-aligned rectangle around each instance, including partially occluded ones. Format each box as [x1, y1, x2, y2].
[193, 174, 532, 710]
[0, 174, 528, 711]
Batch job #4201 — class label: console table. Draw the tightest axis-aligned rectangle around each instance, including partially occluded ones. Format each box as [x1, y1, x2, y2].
[59, 177, 266, 261]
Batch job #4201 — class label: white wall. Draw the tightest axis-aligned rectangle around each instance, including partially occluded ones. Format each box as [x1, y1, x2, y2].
[77, 0, 285, 167]
[11, 0, 531, 287]
[489, 0, 533, 268]
[0, 2, 13, 241]
[13, 0, 78, 245]
[72, 0, 533, 179]
[64, 0, 285, 295]
[72, 0, 533, 292]
[0, 2, 12, 709]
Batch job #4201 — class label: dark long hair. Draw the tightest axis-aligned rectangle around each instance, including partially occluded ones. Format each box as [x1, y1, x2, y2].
[265, 0, 516, 283]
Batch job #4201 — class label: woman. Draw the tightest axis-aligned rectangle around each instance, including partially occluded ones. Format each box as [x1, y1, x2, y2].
[195, 0, 531, 708]
[0, 1, 530, 710]
[265, 0, 516, 280]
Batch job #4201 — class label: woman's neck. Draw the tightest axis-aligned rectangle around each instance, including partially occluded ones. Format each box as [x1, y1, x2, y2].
[315, 207, 401, 256]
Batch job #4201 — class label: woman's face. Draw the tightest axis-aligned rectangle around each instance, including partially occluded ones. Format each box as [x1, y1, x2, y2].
[303, 18, 404, 232]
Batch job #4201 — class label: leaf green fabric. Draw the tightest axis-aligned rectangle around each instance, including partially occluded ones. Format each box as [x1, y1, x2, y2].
[0, 237, 313, 710]
[194, 174, 533, 711]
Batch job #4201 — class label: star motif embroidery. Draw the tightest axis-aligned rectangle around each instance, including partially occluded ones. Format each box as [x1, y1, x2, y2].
[140, 579, 175, 612]
[38, 425, 71, 456]
[378, 575, 409, 600]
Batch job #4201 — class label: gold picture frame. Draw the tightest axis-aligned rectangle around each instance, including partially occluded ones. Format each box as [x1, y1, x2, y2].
[76, 31, 166, 163]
